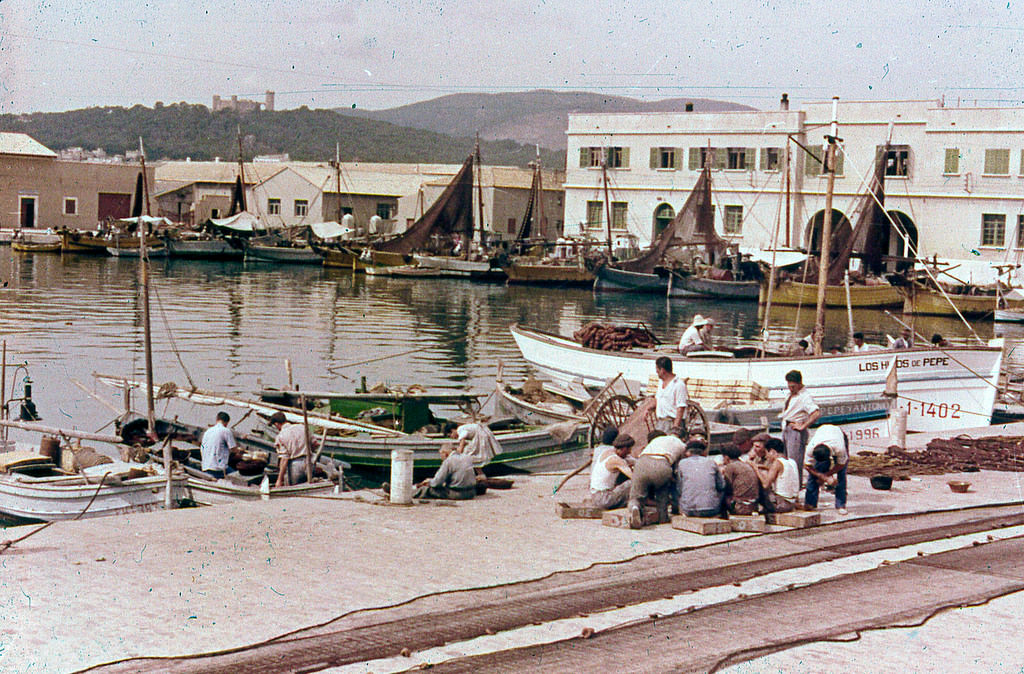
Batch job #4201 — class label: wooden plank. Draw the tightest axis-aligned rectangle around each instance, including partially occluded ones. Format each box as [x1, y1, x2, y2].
[729, 515, 767, 532]
[557, 502, 604, 519]
[602, 507, 660, 529]
[671, 515, 731, 535]
[765, 511, 822, 528]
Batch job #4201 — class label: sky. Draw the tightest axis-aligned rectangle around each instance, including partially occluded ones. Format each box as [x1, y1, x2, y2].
[2, 0, 1023, 114]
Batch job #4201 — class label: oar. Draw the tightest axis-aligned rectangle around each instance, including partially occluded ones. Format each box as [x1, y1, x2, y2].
[552, 458, 591, 495]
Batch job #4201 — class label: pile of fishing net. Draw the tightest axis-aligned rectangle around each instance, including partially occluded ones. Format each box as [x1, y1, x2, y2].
[849, 435, 1024, 477]
[573, 322, 659, 352]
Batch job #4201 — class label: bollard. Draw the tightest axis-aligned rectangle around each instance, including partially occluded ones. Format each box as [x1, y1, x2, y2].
[260, 475, 270, 501]
[892, 407, 908, 450]
[390, 449, 414, 504]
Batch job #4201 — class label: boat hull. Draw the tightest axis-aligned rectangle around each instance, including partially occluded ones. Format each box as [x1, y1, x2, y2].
[510, 324, 1004, 434]
[902, 287, 1022, 318]
[12, 241, 61, 253]
[594, 266, 668, 293]
[184, 478, 335, 505]
[246, 244, 323, 264]
[995, 308, 1024, 323]
[0, 473, 187, 522]
[668, 274, 760, 300]
[761, 280, 904, 307]
[166, 238, 244, 260]
[413, 254, 506, 281]
[504, 263, 594, 286]
[60, 231, 111, 254]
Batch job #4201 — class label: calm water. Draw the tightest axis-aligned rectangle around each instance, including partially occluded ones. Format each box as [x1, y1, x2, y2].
[0, 248, 1015, 443]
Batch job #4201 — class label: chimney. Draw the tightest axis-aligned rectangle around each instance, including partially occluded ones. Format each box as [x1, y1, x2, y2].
[780, 93, 790, 111]
[265, 90, 275, 112]
[684, 102, 694, 112]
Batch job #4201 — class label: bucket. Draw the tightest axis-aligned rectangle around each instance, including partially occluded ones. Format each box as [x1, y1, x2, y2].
[389, 449, 414, 505]
[39, 435, 61, 464]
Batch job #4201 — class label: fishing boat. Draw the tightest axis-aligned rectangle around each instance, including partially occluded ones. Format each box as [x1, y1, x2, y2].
[163, 229, 245, 260]
[11, 240, 61, 253]
[0, 452, 187, 522]
[59, 229, 111, 254]
[245, 238, 323, 264]
[760, 278, 903, 307]
[504, 259, 594, 286]
[510, 323, 1004, 434]
[106, 241, 168, 257]
[668, 270, 760, 300]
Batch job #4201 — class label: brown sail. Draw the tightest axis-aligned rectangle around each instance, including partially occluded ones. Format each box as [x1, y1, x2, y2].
[827, 143, 887, 285]
[374, 155, 475, 255]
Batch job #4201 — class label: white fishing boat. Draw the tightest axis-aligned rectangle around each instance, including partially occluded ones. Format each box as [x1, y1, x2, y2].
[0, 456, 187, 522]
[510, 324, 1004, 434]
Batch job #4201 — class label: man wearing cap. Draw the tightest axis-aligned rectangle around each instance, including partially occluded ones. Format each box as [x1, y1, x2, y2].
[779, 369, 820, 486]
[654, 356, 689, 434]
[745, 432, 772, 467]
[679, 315, 713, 355]
[589, 434, 635, 510]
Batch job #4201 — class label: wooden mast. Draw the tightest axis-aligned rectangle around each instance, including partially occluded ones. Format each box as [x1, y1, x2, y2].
[475, 134, 485, 255]
[535, 145, 545, 240]
[335, 142, 342, 222]
[812, 97, 840, 357]
[602, 160, 613, 256]
[235, 127, 247, 213]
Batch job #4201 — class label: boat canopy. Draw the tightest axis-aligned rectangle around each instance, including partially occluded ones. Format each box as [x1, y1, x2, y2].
[310, 221, 355, 240]
[739, 247, 807, 268]
[209, 211, 271, 232]
[117, 215, 172, 227]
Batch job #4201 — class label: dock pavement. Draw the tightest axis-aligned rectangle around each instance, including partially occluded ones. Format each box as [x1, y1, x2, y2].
[1, 425, 1024, 672]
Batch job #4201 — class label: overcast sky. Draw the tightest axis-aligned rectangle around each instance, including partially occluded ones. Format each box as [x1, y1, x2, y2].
[2, 0, 1022, 114]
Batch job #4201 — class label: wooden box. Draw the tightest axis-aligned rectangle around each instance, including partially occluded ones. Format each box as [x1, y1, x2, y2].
[671, 515, 731, 535]
[729, 515, 767, 533]
[766, 511, 821, 528]
[557, 502, 604, 519]
[602, 507, 660, 529]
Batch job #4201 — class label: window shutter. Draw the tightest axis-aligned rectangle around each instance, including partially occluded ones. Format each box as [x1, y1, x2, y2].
[621, 147, 630, 168]
[579, 147, 590, 168]
[944, 148, 959, 174]
[833, 150, 844, 176]
[688, 148, 700, 170]
[805, 145, 822, 176]
[714, 148, 727, 170]
[1020, 149, 1024, 176]
[746, 148, 756, 170]
[759, 149, 768, 171]
[674, 148, 684, 170]
[650, 147, 659, 169]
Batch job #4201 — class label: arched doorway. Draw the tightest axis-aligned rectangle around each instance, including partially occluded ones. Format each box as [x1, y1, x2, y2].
[653, 203, 675, 238]
[805, 209, 852, 255]
[886, 211, 918, 271]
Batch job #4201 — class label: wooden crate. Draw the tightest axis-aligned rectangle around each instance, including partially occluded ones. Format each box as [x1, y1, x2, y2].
[557, 502, 604, 519]
[729, 515, 767, 532]
[766, 511, 821, 528]
[646, 376, 768, 405]
[602, 507, 660, 529]
[671, 515, 731, 535]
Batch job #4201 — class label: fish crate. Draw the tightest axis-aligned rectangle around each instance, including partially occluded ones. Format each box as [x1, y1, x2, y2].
[645, 376, 767, 406]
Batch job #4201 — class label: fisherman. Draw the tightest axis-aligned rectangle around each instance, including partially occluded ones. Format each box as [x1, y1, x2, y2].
[593, 426, 619, 462]
[803, 424, 849, 515]
[779, 369, 820, 486]
[931, 333, 950, 348]
[732, 428, 753, 456]
[628, 429, 687, 528]
[674, 438, 725, 518]
[678, 315, 713, 354]
[745, 431, 773, 467]
[719, 443, 761, 515]
[756, 437, 799, 513]
[589, 433, 635, 510]
[452, 420, 501, 469]
[654, 356, 689, 434]
[892, 328, 913, 349]
[851, 332, 868, 352]
[200, 411, 240, 479]
[270, 411, 317, 487]
[412, 442, 477, 500]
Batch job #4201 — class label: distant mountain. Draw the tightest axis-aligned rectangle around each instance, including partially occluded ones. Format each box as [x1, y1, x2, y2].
[336, 90, 756, 150]
[0, 104, 564, 167]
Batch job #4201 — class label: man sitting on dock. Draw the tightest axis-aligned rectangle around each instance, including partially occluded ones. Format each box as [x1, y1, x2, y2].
[803, 424, 849, 515]
[745, 432, 772, 467]
[780, 370, 820, 486]
[413, 443, 477, 500]
[756, 437, 798, 513]
[654, 356, 689, 434]
[590, 433, 635, 510]
[200, 411, 240, 480]
[719, 444, 761, 515]
[269, 412, 318, 487]
[675, 438, 725, 518]
[628, 429, 686, 528]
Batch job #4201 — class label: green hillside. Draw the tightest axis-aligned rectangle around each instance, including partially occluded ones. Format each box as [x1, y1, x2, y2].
[0, 103, 565, 167]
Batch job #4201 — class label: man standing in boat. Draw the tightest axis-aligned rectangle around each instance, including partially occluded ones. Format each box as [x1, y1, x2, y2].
[654, 356, 689, 434]
[200, 411, 240, 480]
[270, 412, 318, 487]
[779, 370, 820, 486]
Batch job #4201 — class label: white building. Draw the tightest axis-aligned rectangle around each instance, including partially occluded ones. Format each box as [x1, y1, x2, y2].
[564, 98, 1024, 280]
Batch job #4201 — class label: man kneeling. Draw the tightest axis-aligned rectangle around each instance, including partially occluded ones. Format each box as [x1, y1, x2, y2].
[675, 438, 725, 518]
[413, 443, 478, 500]
[590, 434, 635, 510]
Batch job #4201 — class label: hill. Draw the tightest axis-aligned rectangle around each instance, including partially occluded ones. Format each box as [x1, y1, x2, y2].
[0, 103, 564, 167]
[336, 90, 755, 150]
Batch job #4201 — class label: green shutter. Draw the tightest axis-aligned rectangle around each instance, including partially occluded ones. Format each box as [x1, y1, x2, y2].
[805, 144, 822, 176]
[650, 147, 659, 169]
[1020, 149, 1024, 176]
[714, 148, 727, 170]
[674, 148, 684, 170]
[620, 147, 630, 168]
[579, 147, 590, 168]
[759, 148, 767, 171]
[833, 150, 844, 176]
[944, 148, 959, 174]
[688, 148, 700, 170]
[746, 148, 756, 170]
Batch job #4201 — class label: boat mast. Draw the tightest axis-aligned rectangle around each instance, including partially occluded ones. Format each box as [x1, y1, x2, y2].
[535, 145, 545, 240]
[812, 97, 840, 357]
[602, 160, 613, 256]
[235, 127, 247, 213]
[475, 134, 485, 253]
[335, 142, 342, 222]
[785, 143, 792, 248]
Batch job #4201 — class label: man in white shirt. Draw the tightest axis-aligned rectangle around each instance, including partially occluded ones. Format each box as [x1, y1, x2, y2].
[200, 411, 239, 479]
[627, 429, 687, 528]
[678, 315, 713, 354]
[803, 424, 849, 514]
[590, 433, 635, 510]
[654, 356, 689, 434]
[756, 437, 799, 513]
[779, 369, 820, 486]
[851, 332, 868, 352]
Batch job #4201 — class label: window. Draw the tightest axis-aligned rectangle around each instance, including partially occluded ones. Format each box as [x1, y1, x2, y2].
[267, 198, 281, 215]
[984, 149, 1010, 175]
[688, 147, 727, 171]
[211, 208, 221, 219]
[611, 202, 628, 229]
[726, 148, 751, 170]
[579, 146, 629, 168]
[340, 206, 353, 216]
[883, 145, 911, 177]
[1020, 150, 1024, 176]
[376, 203, 392, 219]
[981, 213, 1006, 247]
[606, 146, 629, 168]
[650, 147, 681, 170]
[724, 205, 743, 235]
[760, 147, 782, 171]
[943, 148, 960, 175]
[294, 199, 308, 217]
[586, 200, 603, 228]
[1017, 215, 1024, 249]
[803, 143, 844, 176]
[63, 197, 78, 216]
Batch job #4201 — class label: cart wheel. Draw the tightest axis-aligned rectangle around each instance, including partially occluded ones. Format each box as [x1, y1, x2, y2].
[589, 394, 638, 447]
[683, 401, 710, 448]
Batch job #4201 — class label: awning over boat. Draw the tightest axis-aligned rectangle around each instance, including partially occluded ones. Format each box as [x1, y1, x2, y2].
[117, 215, 172, 227]
[739, 247, 807, 268]
[208, 211, 274, 232]
[310, 221, 355, 240]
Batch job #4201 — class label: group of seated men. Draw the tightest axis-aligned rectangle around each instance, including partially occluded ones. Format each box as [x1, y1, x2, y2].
[589, 424, 849, 529]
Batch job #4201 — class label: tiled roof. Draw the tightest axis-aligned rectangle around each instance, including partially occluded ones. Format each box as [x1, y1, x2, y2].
[0, 132, 57, 158]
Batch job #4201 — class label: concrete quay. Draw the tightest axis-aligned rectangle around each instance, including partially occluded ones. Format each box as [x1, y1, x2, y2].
[2, 447, 1024, 671]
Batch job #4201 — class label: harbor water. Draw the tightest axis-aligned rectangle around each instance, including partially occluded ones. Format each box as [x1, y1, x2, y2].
[1, 247, 1021, 443]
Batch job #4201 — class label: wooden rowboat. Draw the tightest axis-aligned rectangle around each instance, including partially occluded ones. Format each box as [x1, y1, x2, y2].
[760, 279, 904, 307]
[12, 240, 61, 253]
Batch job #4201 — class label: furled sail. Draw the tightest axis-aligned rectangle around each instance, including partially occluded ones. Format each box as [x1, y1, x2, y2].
[827, 144, 887, 284]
